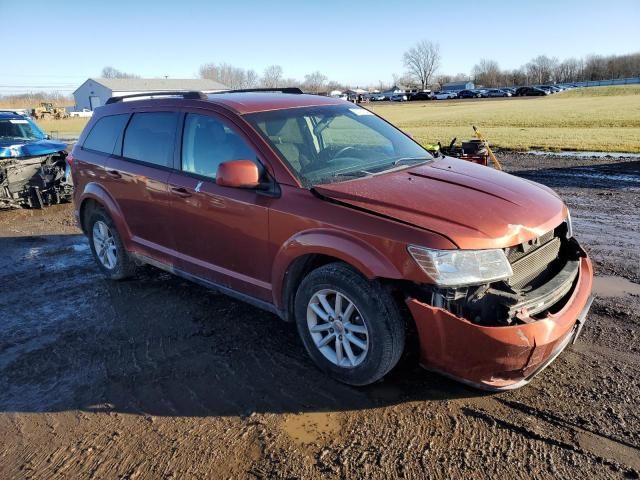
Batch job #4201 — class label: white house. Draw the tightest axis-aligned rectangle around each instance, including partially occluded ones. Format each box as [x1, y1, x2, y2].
[72, 78, 229, 111]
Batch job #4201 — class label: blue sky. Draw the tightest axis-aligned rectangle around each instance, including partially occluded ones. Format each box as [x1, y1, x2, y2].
[1, 0, 639, 94]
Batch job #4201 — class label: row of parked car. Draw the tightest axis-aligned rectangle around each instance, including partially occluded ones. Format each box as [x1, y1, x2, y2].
[373, 84, 580, 102]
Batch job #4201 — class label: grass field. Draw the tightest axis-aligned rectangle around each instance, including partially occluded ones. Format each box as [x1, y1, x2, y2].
[37, 117, 90, 139]
[368, 85, 640, 153]
[31, 85, 640, 152]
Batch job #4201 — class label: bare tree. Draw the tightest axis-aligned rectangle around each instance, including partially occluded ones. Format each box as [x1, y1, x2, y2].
[326, 80, 344, 92]
[403, 40, 441, 90]
[303, 71, 328, 94]
[262, 65, 283, 88]
[101, 66, 140, 79]
[436, 74, 452, 85]
[199, 63, 248, 89]
[244, 69, 259, 88]
[526, 55, 558, 84]
[472, 59, 501, 87]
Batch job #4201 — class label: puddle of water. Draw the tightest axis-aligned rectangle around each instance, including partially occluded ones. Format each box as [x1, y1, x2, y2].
[24, 247, 43, 259]
[72, 243, 90, 252]
[281, 412, 341, 444]
[527, 150, 640, 159]
[542, 170, 640, 185]
[592, 276, 640, 297]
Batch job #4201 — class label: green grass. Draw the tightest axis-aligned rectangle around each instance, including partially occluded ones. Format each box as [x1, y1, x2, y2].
[367, 85, 640, 153]
[36, 117, 90, 139]
[557, 85, 640, 98]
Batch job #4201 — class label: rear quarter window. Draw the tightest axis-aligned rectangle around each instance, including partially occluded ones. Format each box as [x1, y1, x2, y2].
[82, 114, 129, 154]
[122, 112, 178, 167]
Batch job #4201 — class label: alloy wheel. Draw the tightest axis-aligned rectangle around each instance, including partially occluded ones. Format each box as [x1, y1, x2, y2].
[92, 220, 117, 270]
[306, 289, 369, 368]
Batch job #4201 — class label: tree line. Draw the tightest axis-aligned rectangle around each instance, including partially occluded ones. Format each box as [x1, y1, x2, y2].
[469, 52, 640, 88]
[197, 63, 341, 94]
[399, 41, 640, 89]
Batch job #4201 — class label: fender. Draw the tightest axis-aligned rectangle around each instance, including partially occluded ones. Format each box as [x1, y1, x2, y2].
[79, 182, 133, 248]
[271, 228, 404, 309]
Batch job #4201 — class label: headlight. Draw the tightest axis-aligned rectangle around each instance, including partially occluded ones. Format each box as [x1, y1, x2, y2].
[566, 210, 573, 238]
[408, 245, 513, 287]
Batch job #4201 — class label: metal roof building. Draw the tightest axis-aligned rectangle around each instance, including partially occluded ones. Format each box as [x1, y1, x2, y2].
[72, 78, 228, 111]
[441, 81, 475, 92]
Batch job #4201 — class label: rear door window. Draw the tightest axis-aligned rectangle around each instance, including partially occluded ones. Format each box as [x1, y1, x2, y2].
[82, 114, 129, 154]
[122, 112, 178, 167]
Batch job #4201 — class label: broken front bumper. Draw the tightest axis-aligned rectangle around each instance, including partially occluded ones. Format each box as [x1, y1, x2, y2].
[406, 255, 594, 391]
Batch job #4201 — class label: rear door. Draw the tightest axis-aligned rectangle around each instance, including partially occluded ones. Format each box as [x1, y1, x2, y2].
[166, 111, 272, 301]
[73, 113, 130, 206]
[103, 111, 179, 260]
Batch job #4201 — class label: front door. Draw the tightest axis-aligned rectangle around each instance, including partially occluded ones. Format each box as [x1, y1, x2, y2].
[167, 112, 272, 301]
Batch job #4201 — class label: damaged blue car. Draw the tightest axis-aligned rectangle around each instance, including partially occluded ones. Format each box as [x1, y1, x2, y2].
[0, 111, 72, 208]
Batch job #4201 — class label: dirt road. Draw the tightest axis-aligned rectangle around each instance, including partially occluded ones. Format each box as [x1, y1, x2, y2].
[1, 154, 639, 479]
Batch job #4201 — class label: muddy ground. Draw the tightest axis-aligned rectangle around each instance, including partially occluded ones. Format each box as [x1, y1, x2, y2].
[1, 153, 639, 479]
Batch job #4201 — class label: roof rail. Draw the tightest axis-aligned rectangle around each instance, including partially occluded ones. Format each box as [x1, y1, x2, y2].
[105, 91, 207, 104]
[213, 87, 304, 95]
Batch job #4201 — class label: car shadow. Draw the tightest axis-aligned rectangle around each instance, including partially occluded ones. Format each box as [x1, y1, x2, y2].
[0, 234, 488, 418]
[511, 159, 640, 190]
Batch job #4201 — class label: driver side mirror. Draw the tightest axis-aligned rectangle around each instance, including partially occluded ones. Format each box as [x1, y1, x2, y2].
[216, 160, 260, 189]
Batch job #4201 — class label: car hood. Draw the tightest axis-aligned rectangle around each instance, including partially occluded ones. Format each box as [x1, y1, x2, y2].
[313, 157, 567, 249]
[0, 138, 67, 159]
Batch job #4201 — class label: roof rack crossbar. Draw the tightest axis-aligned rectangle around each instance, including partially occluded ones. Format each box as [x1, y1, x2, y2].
[105, 91, 207, 104]
[212, 87, 304, 95]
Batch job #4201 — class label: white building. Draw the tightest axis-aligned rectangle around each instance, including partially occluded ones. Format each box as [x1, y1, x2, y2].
[72, 78, 228, 111]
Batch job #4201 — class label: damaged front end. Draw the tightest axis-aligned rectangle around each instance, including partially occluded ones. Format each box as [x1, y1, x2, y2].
[0, 114, 72, 209]
[407, 221, 594, 390]
[0, 152, 72, 209]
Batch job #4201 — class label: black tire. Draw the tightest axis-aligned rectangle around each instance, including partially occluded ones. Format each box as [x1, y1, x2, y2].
[87, 207, 136, 280]
[294, 262, 406, 386]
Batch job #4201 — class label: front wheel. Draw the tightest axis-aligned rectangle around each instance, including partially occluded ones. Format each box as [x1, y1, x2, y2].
[294, 263, 406, 386]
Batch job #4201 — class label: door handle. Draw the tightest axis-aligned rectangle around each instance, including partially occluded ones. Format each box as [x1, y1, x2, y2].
[106, 169, 121, 179]
[170, 186, 192, 198]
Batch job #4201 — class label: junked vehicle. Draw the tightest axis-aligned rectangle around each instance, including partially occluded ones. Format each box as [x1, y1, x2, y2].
[71, 89, 593, 390]
[486, 89, 512, 97]
[0, 112, 71, 209]
[432, 91, 458, 100]
[515, 86, 549, 96]
[457, 89, 481, 99]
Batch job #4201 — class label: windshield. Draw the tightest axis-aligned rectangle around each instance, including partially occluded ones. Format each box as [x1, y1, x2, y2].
[245, 104, 431, 186]
[0, 117, 47, 141]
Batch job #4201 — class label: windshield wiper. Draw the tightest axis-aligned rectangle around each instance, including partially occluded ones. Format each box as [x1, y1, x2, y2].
[392, 156, 430, 165]
[331, 170, 368, 178]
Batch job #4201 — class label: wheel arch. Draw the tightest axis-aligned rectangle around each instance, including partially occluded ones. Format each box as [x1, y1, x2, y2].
[272, 229, 405, 321]
[78, 183, 131, 245]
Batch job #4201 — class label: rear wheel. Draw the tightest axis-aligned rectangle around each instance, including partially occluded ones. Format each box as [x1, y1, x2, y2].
[87, 208, 136, 280]
[294, 263, 405, 386]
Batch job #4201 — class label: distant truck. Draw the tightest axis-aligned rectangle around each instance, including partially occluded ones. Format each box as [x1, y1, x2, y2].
[68, 108, 93, 118]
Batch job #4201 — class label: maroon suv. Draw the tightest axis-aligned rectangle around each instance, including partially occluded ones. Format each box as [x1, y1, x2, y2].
[71, 89, 593, 390]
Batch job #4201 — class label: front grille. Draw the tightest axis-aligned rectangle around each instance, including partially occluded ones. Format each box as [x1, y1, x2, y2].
[506, 229, 555, 263]
[507, 231, 561, 289]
